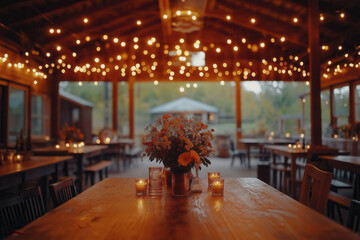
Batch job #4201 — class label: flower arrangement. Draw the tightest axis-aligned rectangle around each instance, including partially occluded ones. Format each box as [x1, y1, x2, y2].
[59, 124, 84, 142]
[144, 114, 215, 173]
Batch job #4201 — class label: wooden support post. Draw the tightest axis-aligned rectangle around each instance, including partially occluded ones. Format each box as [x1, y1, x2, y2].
[349, 82, 355, 126]
[308, 0, 322, 146]
[233, 51, 242, 148]
[235, 80, 242, 146]
[112, 79, 118, 132]
[50, 77, 60, 140]
[329, 86, 335, 128]
[128, 78, 135, 139]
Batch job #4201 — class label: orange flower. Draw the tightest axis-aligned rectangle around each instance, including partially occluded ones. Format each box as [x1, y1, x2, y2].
[190, 150, 201, 163]
[178, 150, 201, 166]
[178, 152, 192, 166]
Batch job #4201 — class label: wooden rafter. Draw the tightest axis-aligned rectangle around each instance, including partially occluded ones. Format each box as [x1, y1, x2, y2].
[44, 8, 159, 48]
[9, 0, 92, 27]
[204, 8, 307, 47]
[158, 0, 172, 40]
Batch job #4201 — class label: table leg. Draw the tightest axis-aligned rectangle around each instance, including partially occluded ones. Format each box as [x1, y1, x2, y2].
[247, 145, 251, 169]
[290, 156, 296, 198]
[283, 157, 289, 194]
[354, 174, 360, 200]
[76, 155, 84, 192]
[116, 145, 121, 173]
[40, 175, 49, 212]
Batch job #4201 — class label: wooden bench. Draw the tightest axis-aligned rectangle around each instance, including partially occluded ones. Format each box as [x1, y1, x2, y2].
[125, 146, 143, 168]
[85, 161, 113, 186]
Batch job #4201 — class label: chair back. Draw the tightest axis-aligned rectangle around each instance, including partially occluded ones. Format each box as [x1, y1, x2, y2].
[347, 199, 360, 232]
[299, 164, 333, 214]
[0, 187, 44, 238]
[50, 178, 77, 208]
[229, 139, 235, 152]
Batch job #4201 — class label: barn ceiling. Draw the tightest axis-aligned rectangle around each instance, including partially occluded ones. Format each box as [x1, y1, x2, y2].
[0, 0, 359, 83]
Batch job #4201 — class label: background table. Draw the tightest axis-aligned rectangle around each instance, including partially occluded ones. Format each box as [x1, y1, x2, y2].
[32, 145, 108, 192]
[320, 155, 360, 200]
[0, 156, 73, 210]
[88, 139, 135, 172]
[10, 178, 359, 240]
[264, 145, 307, 198]
[239, 138, 296, 168]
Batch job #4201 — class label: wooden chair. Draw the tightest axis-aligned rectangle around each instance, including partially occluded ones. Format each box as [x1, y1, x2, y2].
[49, 177, 77, 208]
[299, 164, 333, 214]
[0, 187, 45, 238]
[347, 199, 360, 232]
[229, 139, 246, 167]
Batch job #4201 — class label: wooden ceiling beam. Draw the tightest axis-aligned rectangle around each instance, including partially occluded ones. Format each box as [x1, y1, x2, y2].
[0, 0, 47, 13]
[10, 0, 92, 27]
[158, 0, 172, 40]
[204, 9, 307, 47]
[44, 8, 158, 48]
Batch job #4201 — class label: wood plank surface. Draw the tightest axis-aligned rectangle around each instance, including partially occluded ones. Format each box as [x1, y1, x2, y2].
[0, 156, 73, 177]
[319, 155, 360, 174]
[32, 145, 108, 156]
[9, 178, 359, 240]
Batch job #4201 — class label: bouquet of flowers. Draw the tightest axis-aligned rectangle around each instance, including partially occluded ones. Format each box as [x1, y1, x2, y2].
[59, 124, 84, 142]
[144, 114, 215, 173]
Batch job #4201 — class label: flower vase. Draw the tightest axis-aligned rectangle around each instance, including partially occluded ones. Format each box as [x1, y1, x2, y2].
[171, 171, 189, 196]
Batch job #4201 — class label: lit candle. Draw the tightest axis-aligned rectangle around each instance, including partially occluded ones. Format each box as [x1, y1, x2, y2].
[208, 172, 220, 186]
[211, 179, 224, 196]
[65, 143, 70, 148]
[105, 137, 111, 143]
[135, 179, 148, 196]
[15, 154, 23, 163]
[96, 139, 100, 144]
[288, 144, 292, 148]
[55, 144, 60, 149]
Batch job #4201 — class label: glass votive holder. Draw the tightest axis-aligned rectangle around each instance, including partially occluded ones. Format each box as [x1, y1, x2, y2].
[163, 167, 172, 189]
[0, 149, 6, 164]
[211, 179, 224, 196]
[149, 167, 163, 189]
[208, 172, 220, 186]
[7, 149, 15, 163]
[135, 179, 148, 196]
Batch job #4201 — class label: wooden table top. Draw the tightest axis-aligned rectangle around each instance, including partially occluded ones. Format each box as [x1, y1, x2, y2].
[88, 139, 135, 146]
[10, 178, 359, 240]
[33, 145, 108, 155]
[239, 138, 296, 145]
[0, 156, 73, 177]
[264, 145, 307, 155]
[320, 155, 360, 174]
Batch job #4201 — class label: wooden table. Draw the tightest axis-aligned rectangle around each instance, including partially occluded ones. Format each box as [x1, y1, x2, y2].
[32, 145, 108, 192]
[264, 145, 307, 198]
[88, 138, 135, 172]
[319, 155, 360, 200]
[0, 156, 73, 210]
[239, 138, 297, 169]
[10, 178, 359, 240]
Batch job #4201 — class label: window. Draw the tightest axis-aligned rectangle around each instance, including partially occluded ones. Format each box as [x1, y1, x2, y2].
[333, 85, 349, 126]
[118, 81, 129, 137]
[321, 90, 331, 136]
[31, 94, 50, 137]
[59, 81, 112, 134]
[355, 84, 360, 122]
[8, 86, 26, 145]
